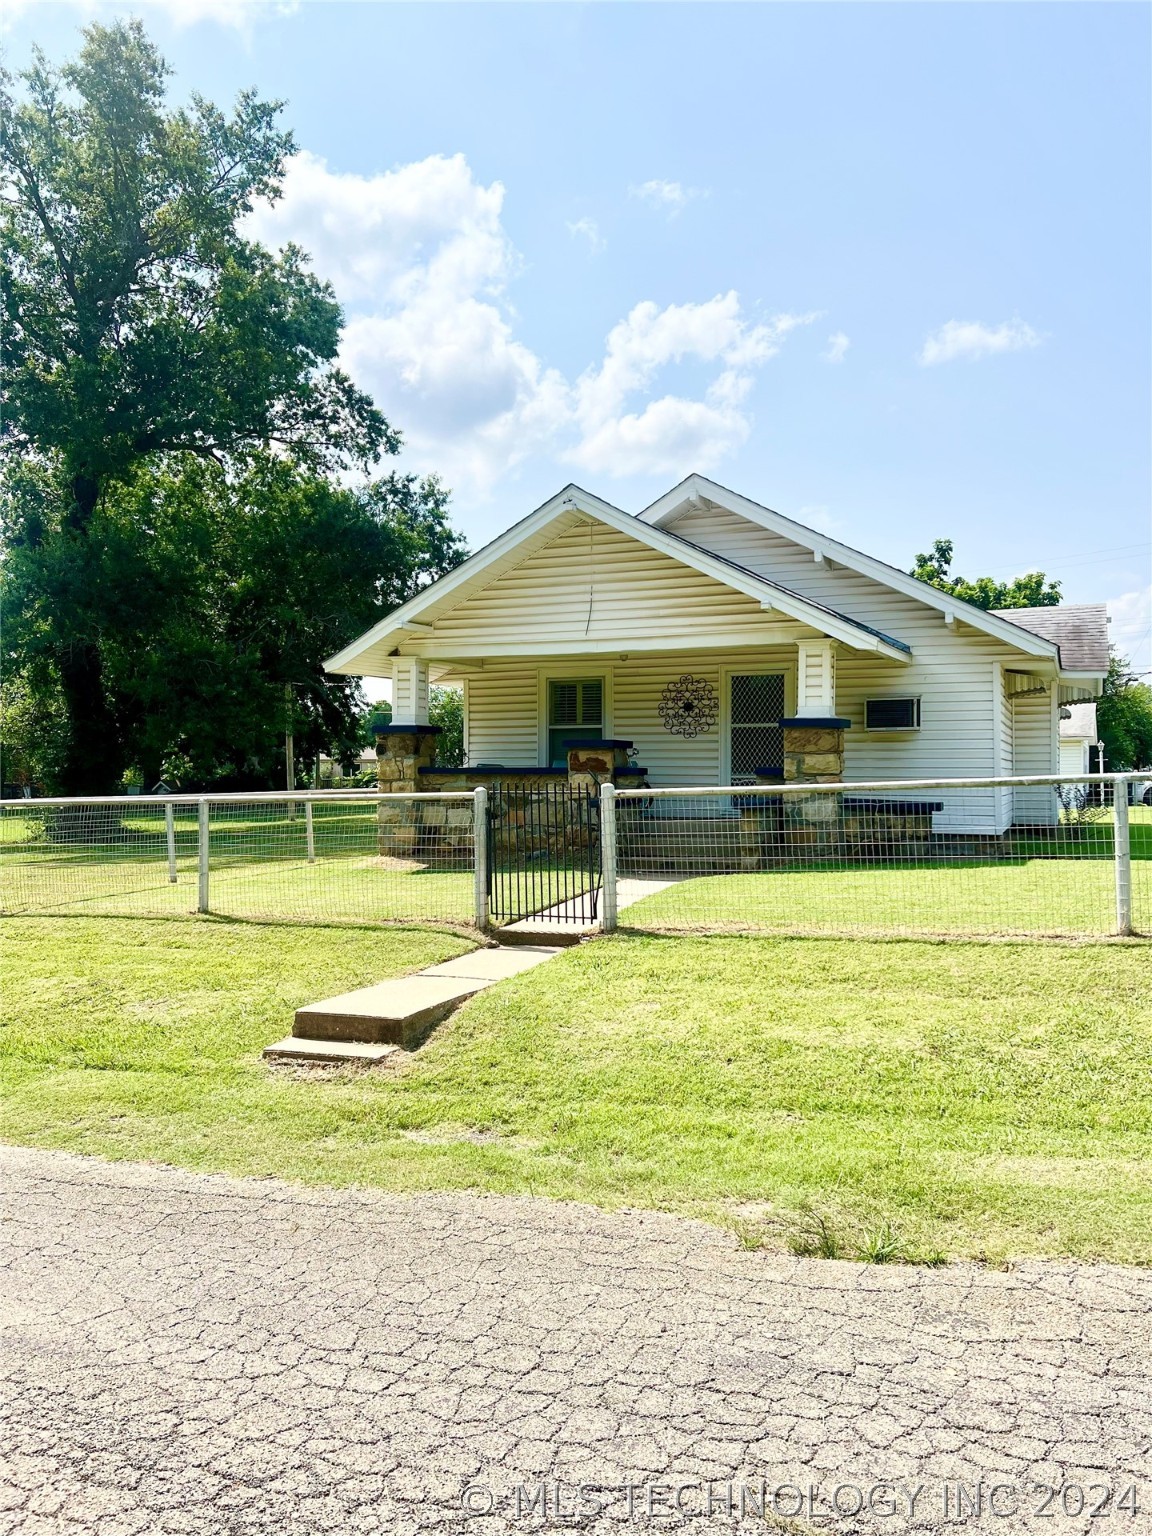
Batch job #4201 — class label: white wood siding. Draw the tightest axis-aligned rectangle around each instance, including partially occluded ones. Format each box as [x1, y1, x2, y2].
[426, 517, 798, 650]
[1059, 738, 1090, 777]
[1011, 689, 1059, 824]
[671, 503, 1059, 829]
[465, 649, 797, 788]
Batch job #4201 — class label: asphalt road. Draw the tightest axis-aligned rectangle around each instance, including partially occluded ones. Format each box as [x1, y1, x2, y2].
[0, 1146, 1149, 1534]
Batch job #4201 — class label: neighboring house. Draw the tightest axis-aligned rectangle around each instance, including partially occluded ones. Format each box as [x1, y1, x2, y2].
[327, 474, 1109, 831]
[316, 747, 378, 782]
[1058, 702, 1102, 779]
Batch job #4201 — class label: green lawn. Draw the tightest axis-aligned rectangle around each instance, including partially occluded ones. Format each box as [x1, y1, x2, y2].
[3, 916, 1149, 1264]
[0, 801, 475, 925]
[623, 858, 1139, 937]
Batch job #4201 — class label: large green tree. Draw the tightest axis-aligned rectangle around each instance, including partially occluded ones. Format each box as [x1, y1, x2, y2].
[910, 539, 1061, 610]
[1097, 653, 1152, 772]
[1, 459, 464, 791]
[1, 22, 390, 791]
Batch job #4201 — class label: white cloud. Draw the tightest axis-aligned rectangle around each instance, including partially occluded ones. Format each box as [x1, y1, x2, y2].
[567, 218, 606, 255]
[1109, 586, 1152, 672]
[247, 151, 569, 492]
[248, 151, 811, 493]
[630, 179, 703, 217]
[824, 331, 850, 364]
[919, 318, 1041, 366]
[568, 297, 817, 478]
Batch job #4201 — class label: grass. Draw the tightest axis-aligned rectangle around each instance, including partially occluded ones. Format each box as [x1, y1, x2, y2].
[3, 916, 1150, 1264]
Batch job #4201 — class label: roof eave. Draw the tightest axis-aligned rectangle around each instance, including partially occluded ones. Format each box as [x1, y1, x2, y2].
[326, 481, 914, 675]
[639, 474, 1063, 662]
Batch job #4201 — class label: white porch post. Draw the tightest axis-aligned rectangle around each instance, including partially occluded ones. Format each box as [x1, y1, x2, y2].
[795, 639, 837, 718]
[391, 657, 430, 725]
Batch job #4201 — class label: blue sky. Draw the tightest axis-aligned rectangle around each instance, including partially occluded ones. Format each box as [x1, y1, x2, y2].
[9, 1, 1151, 673]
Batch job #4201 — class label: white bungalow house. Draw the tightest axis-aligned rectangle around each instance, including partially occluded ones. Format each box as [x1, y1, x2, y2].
[326, 475, 1109, 833]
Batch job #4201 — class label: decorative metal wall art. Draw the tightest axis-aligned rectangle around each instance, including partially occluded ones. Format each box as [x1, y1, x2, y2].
[658, 675, 718, 738]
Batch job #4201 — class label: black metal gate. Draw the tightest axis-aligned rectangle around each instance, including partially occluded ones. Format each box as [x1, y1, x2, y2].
[487, 783, 602, 924]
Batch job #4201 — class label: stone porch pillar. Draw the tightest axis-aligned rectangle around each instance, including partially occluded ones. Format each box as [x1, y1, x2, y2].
[564, 739, 632, 792]
[374, 714, 442, 855]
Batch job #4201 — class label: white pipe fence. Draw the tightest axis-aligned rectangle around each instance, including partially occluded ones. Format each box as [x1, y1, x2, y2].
[0, 773, 1147, 939]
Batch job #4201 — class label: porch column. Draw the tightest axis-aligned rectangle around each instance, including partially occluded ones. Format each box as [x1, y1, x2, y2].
[795, 639, 836, 718]
[376, 658, 440, 853]
[780, 640, 849, 783]
[390, 657, 430, 727]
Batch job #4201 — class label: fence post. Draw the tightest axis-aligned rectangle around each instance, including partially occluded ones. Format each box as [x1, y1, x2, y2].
[1114, 776, 1132, 936]
[165, 801, 178, 883]
[197, 798, 210, 914]
[600, 781, 617, 933]
[473, 785, 489, 930]
[304, 800, 316, 864]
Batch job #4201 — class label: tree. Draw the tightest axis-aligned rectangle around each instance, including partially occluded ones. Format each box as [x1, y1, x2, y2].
[429, 686, 464, 768]
[1, 22, 390, 791]
[910, 539, 1061, 610]
[1, 458, 465, 791]
[1097, 653, 1152, 772]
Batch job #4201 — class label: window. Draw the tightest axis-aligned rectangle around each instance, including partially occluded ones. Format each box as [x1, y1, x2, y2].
[548, 678, 603, 765]
[865, 697, 921, 731]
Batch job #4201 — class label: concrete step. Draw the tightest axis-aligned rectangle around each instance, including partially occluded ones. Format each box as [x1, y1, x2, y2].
[263, 1037, 401, 1066]
[294, 975, 486, 1046]
[287, 945, 561, 1050]
[495, 925, 589, 947]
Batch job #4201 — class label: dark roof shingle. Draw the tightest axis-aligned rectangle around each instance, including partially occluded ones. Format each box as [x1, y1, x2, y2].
[991, 603, 1109, 673]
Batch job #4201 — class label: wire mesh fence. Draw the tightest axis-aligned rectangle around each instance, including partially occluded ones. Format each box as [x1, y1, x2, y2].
[2, 774, 1147, 940]
[0, 791, 477, 928]
[612, 774, 1149, 940]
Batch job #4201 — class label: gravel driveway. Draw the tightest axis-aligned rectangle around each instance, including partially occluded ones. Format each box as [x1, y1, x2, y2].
[0, 1146, 1148, 1534]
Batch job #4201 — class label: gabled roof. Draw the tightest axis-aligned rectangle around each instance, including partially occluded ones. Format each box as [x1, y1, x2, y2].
[325, 482, 913, 674]
[638, 472, 1076, 666]
[992, 604, 1109, 675]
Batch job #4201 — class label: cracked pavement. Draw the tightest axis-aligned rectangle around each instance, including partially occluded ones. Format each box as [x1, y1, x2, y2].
[0, 1145, 1149, 1534]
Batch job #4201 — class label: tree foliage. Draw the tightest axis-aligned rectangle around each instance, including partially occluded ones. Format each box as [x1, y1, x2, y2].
[1, 459, 465, 791]
[428, 686, 464, 768]
[1, 22, 391, 791]
[910, 539, 1061, 610]
[1097, 653, 1152, 772]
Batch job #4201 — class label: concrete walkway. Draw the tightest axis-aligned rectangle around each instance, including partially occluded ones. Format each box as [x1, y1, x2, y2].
[1, 1146, 1148, 1536]
[267, 878, 680, 1061]
[264, 945, 559, 1063]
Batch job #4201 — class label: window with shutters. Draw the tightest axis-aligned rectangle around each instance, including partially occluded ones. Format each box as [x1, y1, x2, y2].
[548, 678, 604, 766]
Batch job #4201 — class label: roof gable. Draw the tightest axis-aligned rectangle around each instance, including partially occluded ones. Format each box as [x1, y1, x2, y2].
[326, 483, 912, 675]
[638, 473, 1070, 665]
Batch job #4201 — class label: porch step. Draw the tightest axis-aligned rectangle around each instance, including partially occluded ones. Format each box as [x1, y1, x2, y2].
[495, 924, 590, 947]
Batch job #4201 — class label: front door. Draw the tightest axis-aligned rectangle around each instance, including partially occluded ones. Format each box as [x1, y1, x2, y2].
[729, 674, 786, 784]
